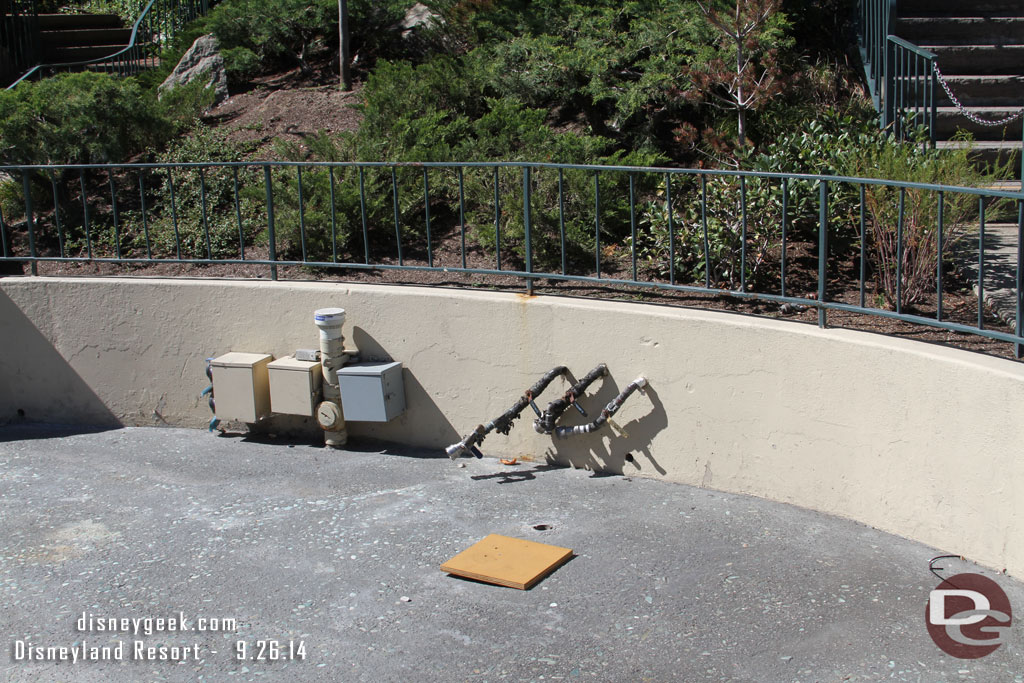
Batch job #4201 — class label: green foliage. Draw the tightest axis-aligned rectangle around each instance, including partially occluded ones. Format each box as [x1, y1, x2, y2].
[842, 132, 1009, 310]
[630, 173, 784, 288]
[266, 162, 384, 263]
[143, 127, 260, 259]
[455, 0, 709, 151]
[0, 72, 168, 165]
[201, 0, 416, 80]
[157, 77, 220, 132]
[208, 0, 335, 76]
[0, 176, 32, 225]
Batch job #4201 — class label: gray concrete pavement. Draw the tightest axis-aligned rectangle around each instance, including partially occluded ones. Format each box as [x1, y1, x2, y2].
[1, 425, 1023, 682]
[963, 221, 1020, 330]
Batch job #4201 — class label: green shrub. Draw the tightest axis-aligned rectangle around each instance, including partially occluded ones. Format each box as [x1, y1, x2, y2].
[842, 131, 1010, 310]
[142, 127, 260, 259]
[630, 173, 785, 289]
[0, 72, 169, 165]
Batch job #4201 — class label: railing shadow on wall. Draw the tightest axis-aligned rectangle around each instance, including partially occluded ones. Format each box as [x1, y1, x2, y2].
[1, 160, 1023, 359]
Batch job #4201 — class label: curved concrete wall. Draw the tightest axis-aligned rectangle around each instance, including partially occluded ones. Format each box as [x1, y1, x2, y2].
[2, 276, 1023, 578]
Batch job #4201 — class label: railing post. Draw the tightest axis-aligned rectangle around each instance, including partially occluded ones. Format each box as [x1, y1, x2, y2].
[0, 198, 8, 259]
[22, 171, 37, 276]
[929, 55, 937, 148]
[884, 38, 896, 131]
[818, 180, 828, 328]
[523, 166, 533, 295]
[263, 165, 277, 280]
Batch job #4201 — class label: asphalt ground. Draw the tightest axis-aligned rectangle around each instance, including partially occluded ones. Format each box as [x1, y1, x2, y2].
[1, 425, 1022, 682]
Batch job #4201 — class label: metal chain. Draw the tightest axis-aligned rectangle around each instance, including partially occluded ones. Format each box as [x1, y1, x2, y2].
[933, 62, 1024, 126]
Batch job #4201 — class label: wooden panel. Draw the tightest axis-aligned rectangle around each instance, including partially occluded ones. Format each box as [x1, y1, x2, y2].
[441, 534, 573, 590]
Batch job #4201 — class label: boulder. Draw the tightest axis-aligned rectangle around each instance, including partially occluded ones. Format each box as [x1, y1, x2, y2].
[398, 3, 443, 39]
[158, 34, 229, 108]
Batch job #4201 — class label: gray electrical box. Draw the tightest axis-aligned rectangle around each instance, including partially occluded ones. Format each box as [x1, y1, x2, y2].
[337, 361, 405, 422]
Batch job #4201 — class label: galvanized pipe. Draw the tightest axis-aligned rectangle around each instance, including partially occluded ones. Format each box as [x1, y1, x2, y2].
[446, 366, 568, 460]
[554, 377, 648, 440]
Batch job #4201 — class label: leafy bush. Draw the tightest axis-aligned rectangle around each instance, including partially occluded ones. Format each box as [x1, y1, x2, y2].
[142, 127, 261, 259]
[843, 132, 1009, 310]
[630, 173, 785, 289]
[202, 0, 416, 80]
[0, 72, 168, 165]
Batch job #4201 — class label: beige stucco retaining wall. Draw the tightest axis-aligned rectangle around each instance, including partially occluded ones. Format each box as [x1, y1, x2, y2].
[2, 276, 1023, 577]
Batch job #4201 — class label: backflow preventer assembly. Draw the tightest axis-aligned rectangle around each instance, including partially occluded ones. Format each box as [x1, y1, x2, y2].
[204, 308, 406, 448]
[446, 364, 648, 460]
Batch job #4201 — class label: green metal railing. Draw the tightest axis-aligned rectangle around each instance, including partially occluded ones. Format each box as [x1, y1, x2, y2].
[0, 0, 40, 85]
[857, 0, 895, 112]
[6, 0, 208, 88]
[885, 36, 937, 145]
[857, 0, 938, 144]
[2, 160, 1023, 357]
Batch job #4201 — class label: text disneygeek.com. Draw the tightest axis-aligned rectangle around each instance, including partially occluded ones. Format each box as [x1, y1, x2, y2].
[10, 611, 238, 664]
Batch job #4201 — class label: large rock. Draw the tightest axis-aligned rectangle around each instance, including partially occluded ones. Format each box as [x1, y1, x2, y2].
[397, 3, 443, 39]
[158, 34, 228, 108]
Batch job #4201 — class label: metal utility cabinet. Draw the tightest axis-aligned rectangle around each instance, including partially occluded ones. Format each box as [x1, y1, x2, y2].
[267, 355, 323, 417]
[210, 352, 273, 422]
[337, 361, 405, 422]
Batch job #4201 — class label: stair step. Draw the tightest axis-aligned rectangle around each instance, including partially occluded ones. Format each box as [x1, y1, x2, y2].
[937, 140, 1022, 169]
[935, 106, 1024, 139]
[924, 45, 1024, 74]
[898, 0, 1024, 17]
[45, 45, 131, 62]
[896, 17, 1024, 45]
[36, 13, 124, 30]
[936, 75, 1024, 106]
[42, 28, 133, 47]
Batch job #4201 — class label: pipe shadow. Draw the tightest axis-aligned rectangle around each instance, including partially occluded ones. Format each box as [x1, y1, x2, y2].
[469, 463, 564, 484]
[543, 376, 668, 476]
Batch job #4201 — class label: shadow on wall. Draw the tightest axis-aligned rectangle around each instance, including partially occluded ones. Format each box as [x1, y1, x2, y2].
[0, 289, 121, 432]
[544, 372, 668, 476]
[345, 326, 461, 454]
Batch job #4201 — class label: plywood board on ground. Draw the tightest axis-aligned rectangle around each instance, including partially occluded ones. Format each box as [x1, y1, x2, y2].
[441, 534, 573, 590]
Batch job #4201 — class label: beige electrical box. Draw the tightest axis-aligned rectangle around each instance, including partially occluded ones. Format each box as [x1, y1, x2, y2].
[210, 352, 273, 422]
[267, 355, 323, 417]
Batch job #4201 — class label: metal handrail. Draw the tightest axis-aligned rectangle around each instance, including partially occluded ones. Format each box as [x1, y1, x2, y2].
[857, 0, 897, 112]
[884, 36, 937, 145]
[6, 0, 208, 89]
[857, 2, 939, 144]
[0, 0, 40, 84]
[2, 160, 1022, 357]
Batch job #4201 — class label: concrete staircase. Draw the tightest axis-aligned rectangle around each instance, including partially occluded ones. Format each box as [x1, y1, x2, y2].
[38, 13, 132, 66]
[894, 0, 1024, 167]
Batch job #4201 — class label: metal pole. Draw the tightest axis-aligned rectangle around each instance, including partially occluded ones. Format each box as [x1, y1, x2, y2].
[338, 0, 351, 91]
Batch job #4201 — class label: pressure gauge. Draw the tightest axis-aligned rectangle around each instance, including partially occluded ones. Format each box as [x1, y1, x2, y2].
[316, 401, 342, 430]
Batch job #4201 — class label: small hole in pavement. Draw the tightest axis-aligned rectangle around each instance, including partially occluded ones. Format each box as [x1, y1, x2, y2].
[624, 453, 635, 463]
[532, 524, 552, 531]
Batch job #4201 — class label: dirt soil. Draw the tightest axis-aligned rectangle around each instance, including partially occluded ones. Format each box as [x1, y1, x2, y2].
[204, 65, 364, 158]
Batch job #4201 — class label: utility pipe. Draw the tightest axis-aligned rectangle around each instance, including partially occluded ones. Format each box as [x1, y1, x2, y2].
[534, 363, 607, 435]
[314, 307, 349, 447]
[554, 377, 648, 439]
[446, 366, 568, 460]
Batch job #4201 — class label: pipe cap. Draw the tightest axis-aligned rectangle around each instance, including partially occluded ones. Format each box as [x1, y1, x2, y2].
[314, 308, 346, 328]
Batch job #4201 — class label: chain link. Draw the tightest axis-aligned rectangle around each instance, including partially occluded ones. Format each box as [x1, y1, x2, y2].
[933, 62, 1024, 127]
